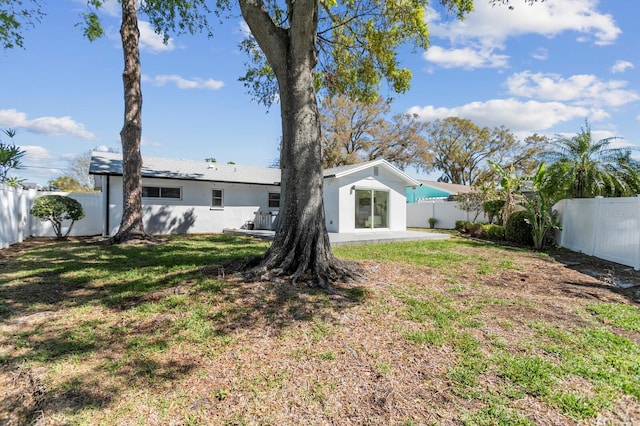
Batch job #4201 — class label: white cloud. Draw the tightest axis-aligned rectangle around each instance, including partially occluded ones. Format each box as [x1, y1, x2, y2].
[0, 109, 96, 140]
[429, 0, 620, 46]
[138, 21, 175, 53]
[531, 48, 549, 61]
[424, 0, 621, 70]
[610, 60, 634, 74]
[22, 145, 55, 163]
[407, 98, 597, 132]
[505, 71, 639, 107]
[143, 74, 224, 90]
[423, 45, 509, 69]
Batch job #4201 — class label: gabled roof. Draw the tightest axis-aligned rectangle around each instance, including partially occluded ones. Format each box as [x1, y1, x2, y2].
[89, 151, 281, 186]
[323, 159, 421, 187]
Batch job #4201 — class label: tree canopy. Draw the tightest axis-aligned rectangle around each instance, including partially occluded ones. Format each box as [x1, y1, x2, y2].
[425, 117, 547, 186]
[543, 120, 640, 199]
[0, 0, 43, 49]
[319, 95, 431, 171]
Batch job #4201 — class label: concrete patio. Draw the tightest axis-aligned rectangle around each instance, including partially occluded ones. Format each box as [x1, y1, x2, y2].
[223, 228, 450, 246]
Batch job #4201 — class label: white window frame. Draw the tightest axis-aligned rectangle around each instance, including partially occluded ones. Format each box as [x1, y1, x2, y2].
[211, 188, 224, 209]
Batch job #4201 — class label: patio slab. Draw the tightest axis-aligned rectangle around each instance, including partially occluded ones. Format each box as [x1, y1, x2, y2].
[223, 228, 449, 246]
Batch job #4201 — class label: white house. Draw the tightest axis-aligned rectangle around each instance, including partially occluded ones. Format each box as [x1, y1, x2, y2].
[89, 152, 420, 236]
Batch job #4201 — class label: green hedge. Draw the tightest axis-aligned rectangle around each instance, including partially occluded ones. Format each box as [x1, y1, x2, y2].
[505, 211, 533, 246]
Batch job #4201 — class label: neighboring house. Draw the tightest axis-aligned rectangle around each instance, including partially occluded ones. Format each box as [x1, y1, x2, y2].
[89, 152, 420, 236]
[406, 180, 472, 203]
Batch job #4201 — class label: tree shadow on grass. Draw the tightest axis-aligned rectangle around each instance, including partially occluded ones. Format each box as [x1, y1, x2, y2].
[0, 234, 366, 424]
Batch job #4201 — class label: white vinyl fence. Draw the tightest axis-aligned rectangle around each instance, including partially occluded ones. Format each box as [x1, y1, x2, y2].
[0, 184, 36, 249]
[1, 185, 103, 249]
[555, 196, 640, 270]
[407, 200, 488, 230]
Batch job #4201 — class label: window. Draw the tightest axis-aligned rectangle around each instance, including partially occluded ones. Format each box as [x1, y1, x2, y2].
[142, 185, 181, 199]
[211, 189, 224, 208]
[268, 192, 280, 208]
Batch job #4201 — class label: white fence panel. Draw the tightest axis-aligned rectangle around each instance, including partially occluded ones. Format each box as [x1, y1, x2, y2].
[30, 192, 103, 238]
[407, 200, 487, 230]
[557, 197, 640, 269]
[0, 184, 36, 249]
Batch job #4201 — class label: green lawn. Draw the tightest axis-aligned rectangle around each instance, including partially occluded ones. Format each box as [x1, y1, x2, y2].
[1, 234, 638, 425]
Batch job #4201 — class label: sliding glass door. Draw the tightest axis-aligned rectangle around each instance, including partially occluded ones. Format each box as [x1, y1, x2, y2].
[355, 189, 389, 229]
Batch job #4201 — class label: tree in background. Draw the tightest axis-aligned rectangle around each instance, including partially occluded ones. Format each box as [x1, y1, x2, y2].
[319, 95, 431, 171]
[47, 175, 85, 192]
[0, 129, 26, 185]
[543, 120, 640, 199]
[426, 117, 546, 186]
[0, 0, 43, 49]
[66, 150, 95, 190]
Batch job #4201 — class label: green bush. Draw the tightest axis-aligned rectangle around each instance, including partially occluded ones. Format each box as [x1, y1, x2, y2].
[483, 199, 506, 224]
[481, 224, 505, 241]
[31, 195, 85, 240]
[505, 211, 533, 246]
[468, 222, 483, 238]
[455, 220, 475, 233]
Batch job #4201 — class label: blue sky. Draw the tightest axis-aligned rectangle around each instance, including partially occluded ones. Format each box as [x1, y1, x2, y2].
[1, 0, 638, 186]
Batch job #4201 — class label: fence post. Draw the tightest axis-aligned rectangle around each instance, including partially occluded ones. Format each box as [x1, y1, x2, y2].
[557, 199, 567, 248]
[636, 195, 640, 270]
[590, 196, 604, 257]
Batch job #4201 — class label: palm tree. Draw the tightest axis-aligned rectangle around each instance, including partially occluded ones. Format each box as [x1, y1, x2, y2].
[543, 120, 640, 199]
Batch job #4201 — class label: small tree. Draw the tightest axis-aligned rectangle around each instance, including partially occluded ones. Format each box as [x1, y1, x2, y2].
[483, 199, 506, 225]
[30, 195, 85, 240]
[521, 163, 561, 250]
[454, 190, 486, 222]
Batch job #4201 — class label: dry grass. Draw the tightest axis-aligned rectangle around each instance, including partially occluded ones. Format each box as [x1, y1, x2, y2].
[1, 234, 639, 425]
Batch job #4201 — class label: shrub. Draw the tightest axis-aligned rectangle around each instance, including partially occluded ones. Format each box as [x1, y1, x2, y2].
[468, 222, 483, 238]
[483, 199, 506, 224]
[455, 220, 474, 233]
[428, 217, 437, 229]
[481, 224, 505, 241]
[505, 210, 533, 246]
[30, 195, 85, 240]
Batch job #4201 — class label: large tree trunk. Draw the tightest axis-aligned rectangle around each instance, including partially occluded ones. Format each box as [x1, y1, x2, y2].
[112, 0, 149, 243]
[239, 0, 359, 288]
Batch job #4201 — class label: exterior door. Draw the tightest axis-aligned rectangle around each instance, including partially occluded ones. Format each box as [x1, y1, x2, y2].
[355, 189, 389, 229]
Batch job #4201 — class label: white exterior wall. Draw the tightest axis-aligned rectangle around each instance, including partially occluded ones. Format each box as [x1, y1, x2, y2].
[325, 168, 408, 233]
[106, 176, 280, 236]
[323, 178, 340, 233]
